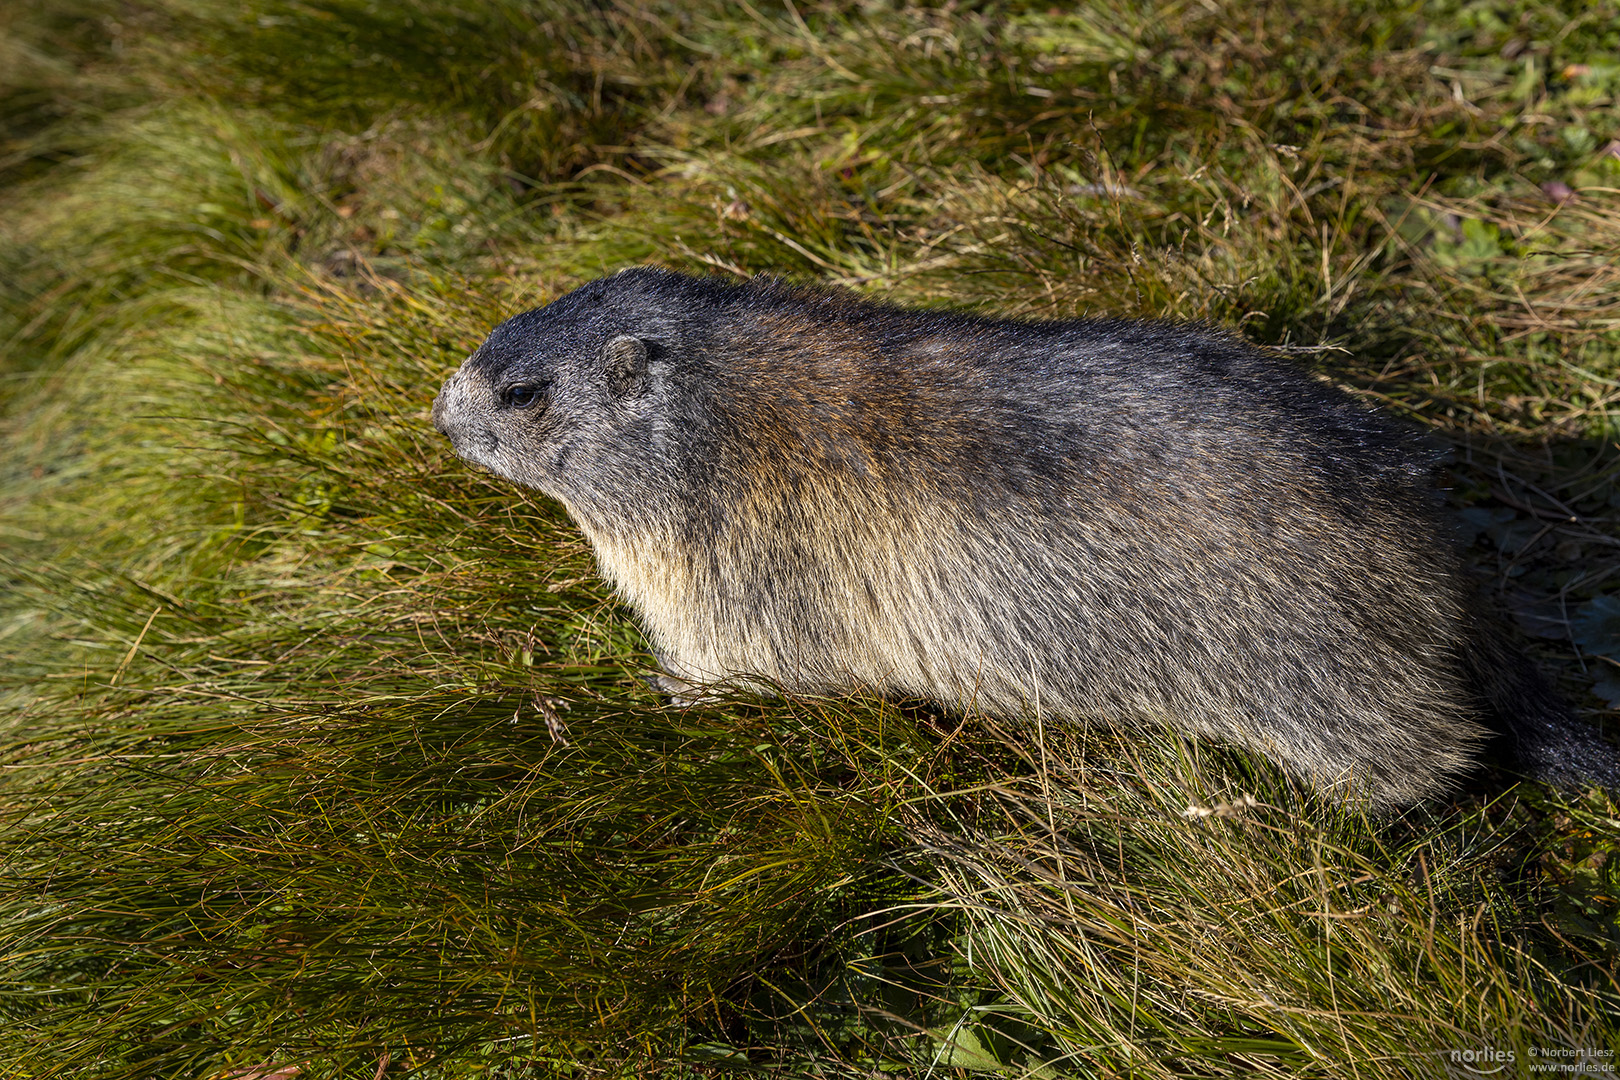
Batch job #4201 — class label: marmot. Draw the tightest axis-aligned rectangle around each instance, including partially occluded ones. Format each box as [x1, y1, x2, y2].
[431, 267, 1581, 809]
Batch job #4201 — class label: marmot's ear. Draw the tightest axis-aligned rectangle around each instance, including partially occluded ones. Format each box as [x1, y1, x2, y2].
[602, 335, 649, 397]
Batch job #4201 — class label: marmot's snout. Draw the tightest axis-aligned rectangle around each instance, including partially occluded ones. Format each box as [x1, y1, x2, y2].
[431, 366, 500, 464]
[430, 369, 461, 436]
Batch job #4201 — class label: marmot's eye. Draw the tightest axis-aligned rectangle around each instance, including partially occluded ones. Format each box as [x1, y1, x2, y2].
[504, 385, 542, 408]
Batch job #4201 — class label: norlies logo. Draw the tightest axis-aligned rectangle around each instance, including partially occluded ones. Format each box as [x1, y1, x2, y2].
[1450, 1047, 1516, 1075]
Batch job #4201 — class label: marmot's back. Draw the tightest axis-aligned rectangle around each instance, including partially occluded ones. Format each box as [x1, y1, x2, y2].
[433, 267, 1575, 809]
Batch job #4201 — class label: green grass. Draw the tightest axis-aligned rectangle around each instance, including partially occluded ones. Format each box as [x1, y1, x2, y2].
[2, 0, 1619, 1076]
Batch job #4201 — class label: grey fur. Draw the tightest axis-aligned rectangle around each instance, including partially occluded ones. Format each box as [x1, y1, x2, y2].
[432, 267, 1580, 809]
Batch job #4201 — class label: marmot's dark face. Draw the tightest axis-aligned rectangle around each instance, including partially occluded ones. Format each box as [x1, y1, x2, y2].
[432, 275, 665, 515]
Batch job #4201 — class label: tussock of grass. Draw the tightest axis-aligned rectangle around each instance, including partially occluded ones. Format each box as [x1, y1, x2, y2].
[2, 0, 1619, 1076]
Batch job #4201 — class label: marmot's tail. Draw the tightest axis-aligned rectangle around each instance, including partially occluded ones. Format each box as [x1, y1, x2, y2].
[1464, 620, 1620, 793]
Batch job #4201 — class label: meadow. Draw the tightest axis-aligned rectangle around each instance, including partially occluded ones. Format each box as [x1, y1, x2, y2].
[2, 1, 1619, 1076]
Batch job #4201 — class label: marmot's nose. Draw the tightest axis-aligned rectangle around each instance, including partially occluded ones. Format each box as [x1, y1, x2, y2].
[431, 370, 463, 436]
[431, 389, 450, 434]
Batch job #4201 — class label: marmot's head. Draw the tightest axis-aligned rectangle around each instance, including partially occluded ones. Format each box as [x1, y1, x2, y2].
[432, 269, 694, 517]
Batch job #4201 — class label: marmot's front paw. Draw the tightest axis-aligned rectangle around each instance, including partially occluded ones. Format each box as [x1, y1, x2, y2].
[643, 669, 715, 707]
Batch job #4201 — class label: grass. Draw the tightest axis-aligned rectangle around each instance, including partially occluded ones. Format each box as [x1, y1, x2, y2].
[2, 0, 1619, 1075]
